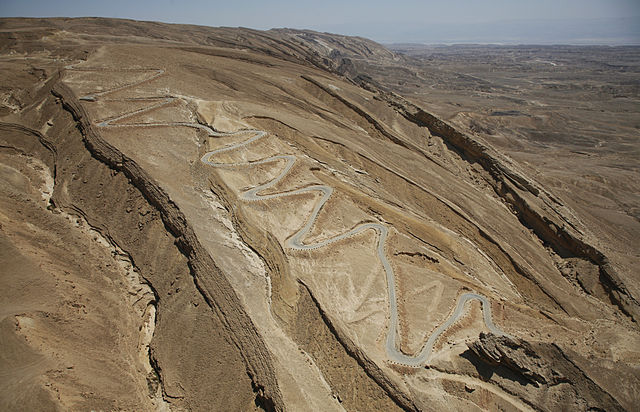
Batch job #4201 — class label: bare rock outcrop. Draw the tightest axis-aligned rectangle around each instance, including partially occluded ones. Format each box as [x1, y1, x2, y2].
[468, 333, 557, 386]
[467, 333, 627, 411]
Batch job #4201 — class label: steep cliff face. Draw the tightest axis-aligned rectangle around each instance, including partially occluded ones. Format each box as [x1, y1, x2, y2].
[1, 18, 638, 411]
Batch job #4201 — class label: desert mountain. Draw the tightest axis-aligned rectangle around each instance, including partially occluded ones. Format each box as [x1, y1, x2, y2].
[1, 17, 638, 411]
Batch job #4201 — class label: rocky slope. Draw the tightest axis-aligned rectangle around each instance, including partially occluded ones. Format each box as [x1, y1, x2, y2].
[0, 17, 638, 411]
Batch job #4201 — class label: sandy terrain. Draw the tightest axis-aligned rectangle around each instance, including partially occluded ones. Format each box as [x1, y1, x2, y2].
[0, 17, 638, 411]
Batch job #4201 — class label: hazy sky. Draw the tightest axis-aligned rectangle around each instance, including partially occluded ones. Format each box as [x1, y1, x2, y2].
[1, 0, 639, 44]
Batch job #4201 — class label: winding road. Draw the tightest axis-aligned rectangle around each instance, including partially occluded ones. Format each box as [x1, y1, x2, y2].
[66, 65, 509, 367]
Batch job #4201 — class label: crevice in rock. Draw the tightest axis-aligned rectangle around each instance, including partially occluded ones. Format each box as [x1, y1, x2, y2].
[394, 250, 439, 264]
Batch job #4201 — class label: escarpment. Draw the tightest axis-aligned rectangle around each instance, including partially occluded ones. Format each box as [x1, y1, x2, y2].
[373, 91, 640, 323]
[50, 81, 284, 410]
[2, 17, 639, 412]
[315, 46, 640, 324]
[0, 65, 284, 409]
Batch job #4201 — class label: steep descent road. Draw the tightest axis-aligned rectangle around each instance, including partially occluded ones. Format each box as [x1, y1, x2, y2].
[200, 129, 509, 366]
[66, 64, 509, 367]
